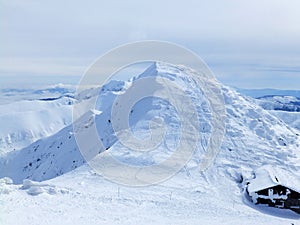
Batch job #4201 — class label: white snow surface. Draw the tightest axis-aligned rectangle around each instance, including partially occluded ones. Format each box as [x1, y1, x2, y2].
[269, 110, 300, 131]
[0, 62, 299, 224]
[253, 95, 300, 131]
[0, 96, 74, 154]
[1, 165, 299, 225]
[247, 165, 300, 194]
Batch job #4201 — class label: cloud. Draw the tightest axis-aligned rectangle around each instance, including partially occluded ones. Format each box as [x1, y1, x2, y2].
[0, 0, 300, 89]
[0, 57, 89, 76]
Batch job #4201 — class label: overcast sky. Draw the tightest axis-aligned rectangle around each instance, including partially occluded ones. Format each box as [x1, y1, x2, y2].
[1, 0, 300, 89]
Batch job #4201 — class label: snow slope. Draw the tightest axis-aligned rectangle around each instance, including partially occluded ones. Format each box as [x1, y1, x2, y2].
[255, 95, 300, 112]
[236, 91, 300, 131]
[237, 88, 300, 99]
[253, 95, 300, 131]
[0, 62, 299, 224]
[1, 164, 299, 225]
[0, 83, 76, 105]
[269, 110, 300, 131]
[0, 95, 75, 154]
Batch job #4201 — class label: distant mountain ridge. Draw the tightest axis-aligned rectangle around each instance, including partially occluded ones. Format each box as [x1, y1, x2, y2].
[237, 88, 300, 98]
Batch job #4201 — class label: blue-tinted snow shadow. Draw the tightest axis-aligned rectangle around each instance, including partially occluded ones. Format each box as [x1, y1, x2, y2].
[242, 191, 300, 220]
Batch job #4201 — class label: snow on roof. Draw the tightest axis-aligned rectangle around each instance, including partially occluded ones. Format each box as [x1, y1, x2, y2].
[247, 165, 300, 194]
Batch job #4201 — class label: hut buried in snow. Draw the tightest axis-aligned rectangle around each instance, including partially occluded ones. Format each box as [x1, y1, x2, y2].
[247, 165, 300, 214]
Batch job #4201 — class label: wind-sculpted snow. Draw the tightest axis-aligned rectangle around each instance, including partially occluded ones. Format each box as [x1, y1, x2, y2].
[0, 62, 300, 224]
[0, 62, 299, 185]
[73, 42, 227, 186]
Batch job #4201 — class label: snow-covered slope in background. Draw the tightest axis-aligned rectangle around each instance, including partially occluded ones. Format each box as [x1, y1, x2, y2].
[237, 88, 300, 99]
[0, 96, 75, 154]
[0, 83, 76, 105]
[253, 96, 300, 131]
[237, 89, 300, 131]
[256, 95, 300, 112]
[0, 62, 299, 224]
[269, 110, 300, 131]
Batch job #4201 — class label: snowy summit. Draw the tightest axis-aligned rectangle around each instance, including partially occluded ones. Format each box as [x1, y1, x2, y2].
[0, 62, 299, 225]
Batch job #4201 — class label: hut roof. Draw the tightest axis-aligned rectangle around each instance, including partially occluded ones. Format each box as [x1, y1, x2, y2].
[247, 165, 300, 194]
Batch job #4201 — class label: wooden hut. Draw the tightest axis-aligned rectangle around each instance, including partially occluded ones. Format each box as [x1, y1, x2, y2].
[247, 166, 300, 214]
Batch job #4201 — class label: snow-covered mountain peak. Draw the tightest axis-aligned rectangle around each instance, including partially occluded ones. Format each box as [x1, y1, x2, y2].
[137, 61, 200, 82]
[1, 62, 300, 223]
[0, 62, 299, 187]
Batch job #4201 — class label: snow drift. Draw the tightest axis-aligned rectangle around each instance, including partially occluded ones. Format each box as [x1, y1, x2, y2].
[0, 62, 300, 224]
[0, 62, 299, 184]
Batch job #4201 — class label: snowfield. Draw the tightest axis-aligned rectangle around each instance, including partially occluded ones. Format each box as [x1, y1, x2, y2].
[239, 91, 300, 131]
[1, 164, 299, 225]
[254, 96, 300, 131]
[0, 84, 76, 154]
[0, 62, 299, 224]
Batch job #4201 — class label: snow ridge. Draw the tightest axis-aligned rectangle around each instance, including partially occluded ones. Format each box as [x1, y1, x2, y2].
[0, 62, 299, 186]
[1, 62, 300, 224]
